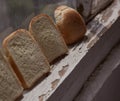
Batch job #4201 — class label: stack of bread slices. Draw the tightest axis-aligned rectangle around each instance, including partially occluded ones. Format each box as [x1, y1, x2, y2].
[0, 5, 86, 101]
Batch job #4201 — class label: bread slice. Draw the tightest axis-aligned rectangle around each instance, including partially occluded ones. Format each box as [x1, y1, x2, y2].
[54, 5, 86, 45]
[0, 50, 23, 101]
[3, 29, 50, 89]
[29, 14, 68, 63]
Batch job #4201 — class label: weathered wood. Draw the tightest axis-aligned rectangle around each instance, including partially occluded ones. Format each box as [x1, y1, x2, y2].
[77, 0, 113, 22]
[21, 0, 120, 101]
[75, 40, 120, 101]
[47, 16, 120, 101]
[93, 67, 120, 101]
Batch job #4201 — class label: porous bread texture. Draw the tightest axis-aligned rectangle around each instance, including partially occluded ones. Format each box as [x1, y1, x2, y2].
[54, 5, 86, 45]
[3, 29, 50, 89]
[29, 14, 68, 63]
[0, 51, 23, 101]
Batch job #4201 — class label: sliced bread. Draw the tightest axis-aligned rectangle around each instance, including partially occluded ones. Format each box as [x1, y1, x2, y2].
[54, 5, 86, 45]
[3, 29, 50, 89]
[0, 50, 23, 101]
[29, 14, 68, 63]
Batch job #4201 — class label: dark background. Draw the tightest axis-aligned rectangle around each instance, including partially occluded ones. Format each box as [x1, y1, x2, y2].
[0, 0, 67, 46]
[93, 67, 120, 101]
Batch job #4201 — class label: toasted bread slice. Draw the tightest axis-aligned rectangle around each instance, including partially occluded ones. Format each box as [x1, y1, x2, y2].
[29, 14, 68, 63]
[3, 29, 50, 89]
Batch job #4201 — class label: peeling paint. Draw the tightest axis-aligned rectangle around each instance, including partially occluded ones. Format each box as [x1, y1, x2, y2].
[21, 0, 120, 101]
[87, 37, 99, 49]
[106, 20, 115, 29]
[59, 65, 69, 77]
[102, 9, 113, 23]
[51, 79, 60, 90]
[39, 94, 45, 101]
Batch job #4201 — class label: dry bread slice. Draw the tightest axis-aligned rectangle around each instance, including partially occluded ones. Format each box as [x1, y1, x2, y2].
[29, 14, 68, 63]
[3, 29, 50, 89]
[0, 50, 23, 101]
[54, 5, 86, 45]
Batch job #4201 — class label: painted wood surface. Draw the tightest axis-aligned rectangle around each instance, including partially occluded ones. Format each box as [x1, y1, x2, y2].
[48, 16, 120, 101]
[75, 37, 120, 101]
[21, 0, 120, 101]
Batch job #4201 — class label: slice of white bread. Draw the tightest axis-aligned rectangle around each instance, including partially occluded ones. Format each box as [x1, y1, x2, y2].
[3, 29, 50, 89]
[54, 5, 86, 45]
[0, 50, 23, 101]
[29, 14, 68, 63]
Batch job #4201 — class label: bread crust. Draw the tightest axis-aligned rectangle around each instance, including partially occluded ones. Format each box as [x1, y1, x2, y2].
[29, 14, 68, 51]
[2, 29, 50, 89]
[29, 14, 68, 63]
[0, 50, 23, 100]
[3, 29, 28, 88]
[54, 5, 87, 45]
